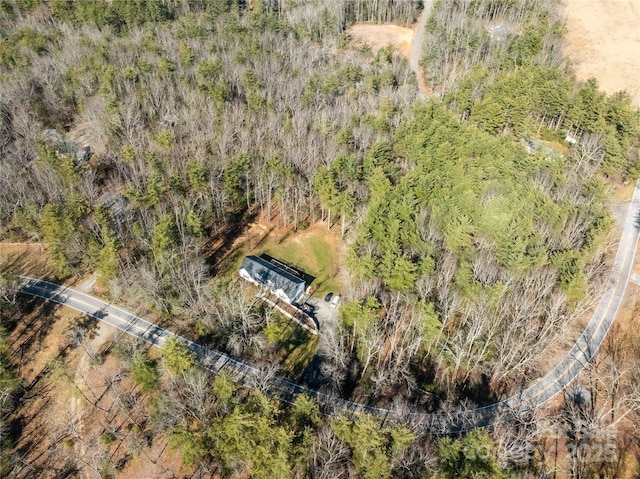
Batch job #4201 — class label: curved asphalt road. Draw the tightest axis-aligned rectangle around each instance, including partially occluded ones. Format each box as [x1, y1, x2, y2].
[15, 178, 640, 434]
[14, 180, 640, 433]
[459, 180, 640, 430]
[15, 275, 382, 418]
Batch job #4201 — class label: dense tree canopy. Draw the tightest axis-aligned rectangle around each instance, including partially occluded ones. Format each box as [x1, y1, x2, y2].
[1, 0, 640, 477]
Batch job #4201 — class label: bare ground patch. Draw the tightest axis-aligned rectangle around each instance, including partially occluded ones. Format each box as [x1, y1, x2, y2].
[346, 17, 432, 95]
[68, 95, 109, 156]
[5, 291, 189, 478]
[346, 23, 415, 58]
[0, 243, 51, 280]
[563, 0, 640, 106]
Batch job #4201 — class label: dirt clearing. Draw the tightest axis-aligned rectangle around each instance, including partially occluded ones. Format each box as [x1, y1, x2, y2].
[347, 23, 415, 58]
[6, 297, 189, 478]
[563, 0, 640, 106]
[346, 7, 433, 95]
[0, 243, 53, 282]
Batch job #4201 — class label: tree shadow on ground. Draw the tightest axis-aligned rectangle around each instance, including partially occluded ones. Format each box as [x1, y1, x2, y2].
[300, 352, 361, 402]
[456, 373, 499, 407]
[204, 208, 257, 276]
[12, 299, 60, 356]
[0, 249, 62, 284]
[273, 320, 318, 378]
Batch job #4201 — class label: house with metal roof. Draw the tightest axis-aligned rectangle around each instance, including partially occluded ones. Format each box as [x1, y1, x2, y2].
[238, 255, 306, 304]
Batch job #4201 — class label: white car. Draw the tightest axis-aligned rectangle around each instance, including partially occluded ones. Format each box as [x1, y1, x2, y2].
[330, 295, 340, 308]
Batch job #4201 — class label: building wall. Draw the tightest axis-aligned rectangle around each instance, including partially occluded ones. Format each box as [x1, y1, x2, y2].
[240, 266, 304, 304]
[273, 288, 291, 303]
[238, 268, 257, 285]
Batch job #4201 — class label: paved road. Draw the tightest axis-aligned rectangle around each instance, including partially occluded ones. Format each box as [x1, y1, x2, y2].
[531, 183, 640, 399]
[14, 181, 640, 433]
[457, 180, 640, 430]
[15, 275, 382, 418]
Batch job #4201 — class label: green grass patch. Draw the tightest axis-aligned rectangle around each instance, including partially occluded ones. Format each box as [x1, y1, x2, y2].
[217, 245, 249, 280]
[265, 315, 318, 378]
[99, 431, 116, 446]
[216, 223, 345, 296]
[259, 229, 343, 296]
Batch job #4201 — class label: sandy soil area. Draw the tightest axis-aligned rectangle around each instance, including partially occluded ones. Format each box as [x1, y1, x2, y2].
[6, 302, 188, 479]
[2, 247, 189, 478]
[345, 7, 434, 96]
[563, 0, 640, 106]
[346, 24, 415, 58]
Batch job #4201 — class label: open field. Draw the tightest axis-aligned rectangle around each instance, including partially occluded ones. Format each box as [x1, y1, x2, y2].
[260, 226, 344, 296]
[221, 220, 347, 297]
[563, 0, 640, 107]
[346, 23, 414, 58]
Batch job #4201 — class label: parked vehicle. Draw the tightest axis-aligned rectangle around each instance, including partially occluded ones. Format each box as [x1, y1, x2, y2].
[330, 295, 340, 308]
[324, 292, 333, 302]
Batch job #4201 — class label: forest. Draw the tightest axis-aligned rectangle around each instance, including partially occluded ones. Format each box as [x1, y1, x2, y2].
[1, 0, 640, 477]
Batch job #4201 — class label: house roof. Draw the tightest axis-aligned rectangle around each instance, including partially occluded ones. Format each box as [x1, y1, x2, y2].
[239, 255, 306, 302]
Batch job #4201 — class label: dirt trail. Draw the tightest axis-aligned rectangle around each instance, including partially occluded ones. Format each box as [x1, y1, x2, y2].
[409, 0, 434, 96]
[346, 1, 435, 97]
[563, 0, 640, 107]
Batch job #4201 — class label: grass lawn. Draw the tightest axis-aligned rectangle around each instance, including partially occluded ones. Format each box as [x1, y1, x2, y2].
[265, 315, 318, 378]
[214, 221, 342, 377]
[220, 222, 346, 297]
[260, 228, 343, 296]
